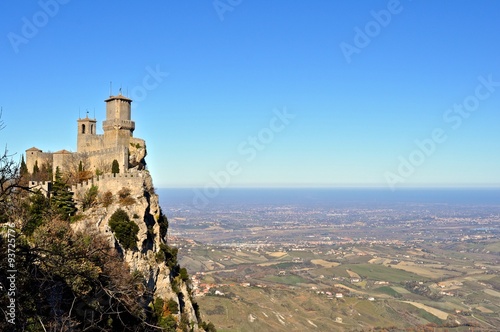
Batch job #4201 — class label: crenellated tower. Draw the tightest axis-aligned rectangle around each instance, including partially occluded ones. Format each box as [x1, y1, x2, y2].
[102, 94, 135, 148]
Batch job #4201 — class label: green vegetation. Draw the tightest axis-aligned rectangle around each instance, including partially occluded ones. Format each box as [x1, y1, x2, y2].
[158, 211, 169, 240]
[179, 267, 190, 282]
[81, 185, 98, 210]
[158, 243, 179, 269]
[167, 299, 180, 314]
[335, 264, 428, 283]
[399, 302, 444, 325]
[375, 286, 402, 298]
[32, 159, 39, 175]
[108, 208, 139, 250]
[22, 191, 49, 236]
[199, 321, 217, 332]
[263, 274, 308, 285]
[51, 166, 77, 220]
[20, 154, 28, 177]
[111, 159, 119, 174]
[153, 298, 179, 331]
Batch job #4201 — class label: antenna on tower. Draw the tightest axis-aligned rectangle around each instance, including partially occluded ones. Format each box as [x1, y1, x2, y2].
[110, 81, 113, 96]
[93, 108, 95, 119]
[79, 107, 81, 119]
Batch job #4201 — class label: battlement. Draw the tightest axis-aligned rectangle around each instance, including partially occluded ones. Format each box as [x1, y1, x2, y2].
[29, 180, 52, 197]
[71, 170, 147, 196]
[85, 146, 126, 158]
[103, 119, 135, 132]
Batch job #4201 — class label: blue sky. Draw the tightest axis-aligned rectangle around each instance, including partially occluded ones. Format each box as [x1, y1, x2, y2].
[1, 0, 500, 188]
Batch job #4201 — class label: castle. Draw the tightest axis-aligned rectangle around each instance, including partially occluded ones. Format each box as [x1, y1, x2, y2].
[26, 94, 147, 180]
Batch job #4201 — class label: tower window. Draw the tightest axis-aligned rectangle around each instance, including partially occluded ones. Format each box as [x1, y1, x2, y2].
[91, 124, 94, 134]
[82, 124, 86, 134]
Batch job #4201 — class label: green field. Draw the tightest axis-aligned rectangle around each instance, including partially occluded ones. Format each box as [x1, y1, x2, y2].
[335, 264, 429, 283]
[375, 286, 402, 298]
[263, 274, 309, 285]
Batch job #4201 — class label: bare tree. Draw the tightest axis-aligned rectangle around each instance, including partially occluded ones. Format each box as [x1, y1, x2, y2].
[0, 112, 28, 207]
[95, 158, 111, 175]
[66, 152, 92, 184]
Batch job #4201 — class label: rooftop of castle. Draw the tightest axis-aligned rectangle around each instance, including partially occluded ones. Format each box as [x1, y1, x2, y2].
[77, 116, 97, 121]
[54, 149, 71, 154]
[105, 94, 132, 102]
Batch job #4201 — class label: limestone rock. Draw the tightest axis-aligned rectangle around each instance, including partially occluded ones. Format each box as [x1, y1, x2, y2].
[72, 170, 201, 331]
[129, 138, 147, 170]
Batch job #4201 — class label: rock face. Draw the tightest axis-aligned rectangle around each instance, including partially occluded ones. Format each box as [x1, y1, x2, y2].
[72, 170, 201, 331]
[128, 138, 147, 170]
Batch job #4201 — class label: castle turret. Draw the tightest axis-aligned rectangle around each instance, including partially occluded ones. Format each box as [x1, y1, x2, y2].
[102, 94, 135, 151]
[25, 147, 43, 174]
[77, 115, 98, 152]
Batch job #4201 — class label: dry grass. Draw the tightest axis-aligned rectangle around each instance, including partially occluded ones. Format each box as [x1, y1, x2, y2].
[390, 261, 450, 279]
[483, 289, 500, 298]
[402, 301, 449, 320]
[310, 259, 340, 268]
[267, 251, 287, 258]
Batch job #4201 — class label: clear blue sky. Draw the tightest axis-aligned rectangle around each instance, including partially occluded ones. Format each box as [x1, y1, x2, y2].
[1, 1, 500, 188]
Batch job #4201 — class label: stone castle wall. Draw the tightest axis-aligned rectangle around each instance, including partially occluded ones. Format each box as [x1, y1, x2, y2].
[53, 151, 73, 175]
[26, 151, 52, 174]
[71, 171, 147, 198]
[28, 180, 52, 197]
[85, 146, 128, 175]
[77, 133, 105, 153]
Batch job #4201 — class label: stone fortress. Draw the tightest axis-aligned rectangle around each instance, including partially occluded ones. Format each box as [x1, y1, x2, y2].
[26, 93, 147, 182]
[24, 94, 204, 330]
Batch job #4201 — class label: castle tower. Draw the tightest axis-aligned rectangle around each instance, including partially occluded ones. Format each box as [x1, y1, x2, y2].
[77, 115, 97, 152]
[25, 147, 43, 174]
[102, 94, 135, 148]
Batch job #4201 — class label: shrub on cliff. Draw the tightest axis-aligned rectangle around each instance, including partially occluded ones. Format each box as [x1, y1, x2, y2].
[158, 211, 169, 240]
[101, 190, 113, 207]
[81, 185, 98, 210]
[157, 243, 178, 269]
[108, 208, 139, 250]
[118, 187, 136, 206]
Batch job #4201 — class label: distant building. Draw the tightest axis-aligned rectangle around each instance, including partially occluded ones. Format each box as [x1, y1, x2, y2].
[374, 281, 389, 285]
[28, 180, 52, 196]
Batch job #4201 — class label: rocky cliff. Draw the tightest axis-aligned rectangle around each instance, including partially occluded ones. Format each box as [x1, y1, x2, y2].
[72, 170, 202, 331]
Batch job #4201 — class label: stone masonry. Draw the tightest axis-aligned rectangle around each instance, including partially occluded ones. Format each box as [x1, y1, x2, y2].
[26, 94, 147, 179]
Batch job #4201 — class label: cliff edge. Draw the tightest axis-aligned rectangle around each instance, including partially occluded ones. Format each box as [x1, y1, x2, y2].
[72, 170, 203, 331]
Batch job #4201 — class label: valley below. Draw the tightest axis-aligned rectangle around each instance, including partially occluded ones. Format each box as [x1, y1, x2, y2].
[161, 189, 500, 331]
